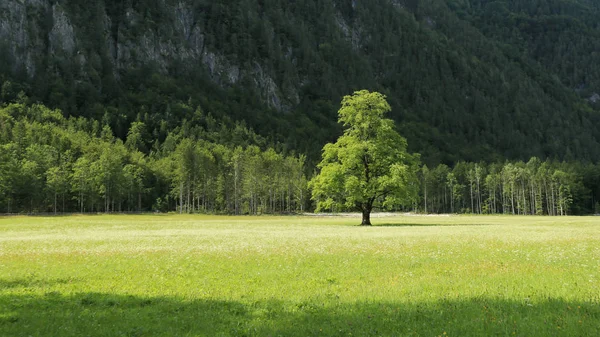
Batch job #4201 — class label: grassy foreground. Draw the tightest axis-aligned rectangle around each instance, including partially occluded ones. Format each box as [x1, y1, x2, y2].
[0, 214, 599, 336]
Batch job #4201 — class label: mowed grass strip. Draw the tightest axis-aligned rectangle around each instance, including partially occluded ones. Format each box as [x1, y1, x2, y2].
[0, 215, 599, 336]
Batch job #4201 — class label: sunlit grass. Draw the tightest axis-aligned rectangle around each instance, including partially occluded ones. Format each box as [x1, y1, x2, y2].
[1, 214, 599, 336]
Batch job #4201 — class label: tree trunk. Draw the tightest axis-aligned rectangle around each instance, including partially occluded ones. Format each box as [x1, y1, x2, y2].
[424, 184, 427, 214]
[361, 209, 372, 226]
[470, 181, 474, 213]
[360, 199, 375, 226]
[179, 182, 183, 214]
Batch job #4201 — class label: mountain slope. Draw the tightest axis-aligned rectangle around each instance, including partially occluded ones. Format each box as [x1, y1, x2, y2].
[445, 0, 600, 100]
[1, 0, 599, 164]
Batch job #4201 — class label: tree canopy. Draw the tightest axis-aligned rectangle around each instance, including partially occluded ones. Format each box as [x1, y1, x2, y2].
[310, 90, 419, 225]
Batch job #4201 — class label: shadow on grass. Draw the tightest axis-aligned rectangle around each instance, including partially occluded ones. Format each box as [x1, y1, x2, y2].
[0, 292, 598, 336]
[0, 277, 77, 290]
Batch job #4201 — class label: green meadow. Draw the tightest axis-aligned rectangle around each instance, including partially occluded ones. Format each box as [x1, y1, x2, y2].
[1, 214, 599, 336]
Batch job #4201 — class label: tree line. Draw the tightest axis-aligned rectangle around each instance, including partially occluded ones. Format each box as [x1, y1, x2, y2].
[0, 102, 307, 214]
[1, 101, 599, 216]
[420, 160, 600, 216]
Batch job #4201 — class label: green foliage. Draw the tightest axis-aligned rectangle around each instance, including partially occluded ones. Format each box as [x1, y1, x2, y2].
[417, 158, 595, 215]
[2, 0, 600, 214]
[310, 91, 419, 223]
[2, 0, 600, 164]
[0, 102, 307, 214]
[1, 100, 598, 215]
[447, 0, 600, 99]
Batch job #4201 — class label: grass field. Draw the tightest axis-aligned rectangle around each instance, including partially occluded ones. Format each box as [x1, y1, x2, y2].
[1, 214, 599, 336]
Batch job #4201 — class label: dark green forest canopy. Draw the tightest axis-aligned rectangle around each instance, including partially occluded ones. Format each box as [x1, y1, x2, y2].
[1, 0, 600, 166]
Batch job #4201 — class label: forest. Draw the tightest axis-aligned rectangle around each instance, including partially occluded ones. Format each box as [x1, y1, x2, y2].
[1, 0, 600, 214]
[0, 102, 307, 214]
[420, 160, 600, 216]
[1, 101, 599, 215]
[2, 0, 600, 165]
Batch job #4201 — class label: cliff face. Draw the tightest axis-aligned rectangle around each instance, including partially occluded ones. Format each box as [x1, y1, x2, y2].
[0, 0, 47, 76]
[0, 0, 292, 111]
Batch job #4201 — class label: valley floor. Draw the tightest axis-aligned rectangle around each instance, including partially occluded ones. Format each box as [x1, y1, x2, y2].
[1, 214, 599, 336]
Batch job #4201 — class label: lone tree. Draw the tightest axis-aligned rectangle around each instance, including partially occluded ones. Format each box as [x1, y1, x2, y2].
[310, 90, 419, 225]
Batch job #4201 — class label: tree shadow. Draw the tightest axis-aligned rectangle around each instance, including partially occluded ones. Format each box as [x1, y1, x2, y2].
[373, 223, 495, 227]
[0, 292, 598, 336]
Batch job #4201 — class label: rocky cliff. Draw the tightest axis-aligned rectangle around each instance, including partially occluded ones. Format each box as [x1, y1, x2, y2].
[0, 0, 295, 111]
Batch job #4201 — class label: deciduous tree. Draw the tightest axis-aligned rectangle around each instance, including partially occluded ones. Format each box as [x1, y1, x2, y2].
[310, 90, 419, 225]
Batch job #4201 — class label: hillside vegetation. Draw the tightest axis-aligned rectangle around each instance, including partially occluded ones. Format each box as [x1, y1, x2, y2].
[1, 0, 600, 164]
[2, 0, 600, 214]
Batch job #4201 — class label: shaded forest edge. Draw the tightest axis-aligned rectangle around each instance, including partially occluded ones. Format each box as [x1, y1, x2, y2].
[1, 102, 599, 215]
